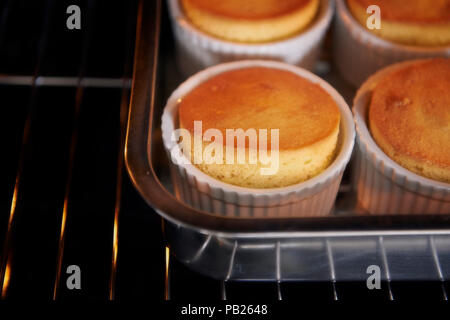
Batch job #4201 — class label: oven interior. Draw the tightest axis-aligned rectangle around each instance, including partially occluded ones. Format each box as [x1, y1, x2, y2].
[0, 0, 448, 301]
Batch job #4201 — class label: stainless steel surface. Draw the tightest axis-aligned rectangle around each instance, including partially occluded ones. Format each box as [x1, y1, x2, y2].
[379, 236, 394, 300]
[164, 223, 450, 284]
[124, 0, 450, 281]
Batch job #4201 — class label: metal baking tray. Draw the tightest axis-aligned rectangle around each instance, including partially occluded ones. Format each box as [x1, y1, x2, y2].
[125, 0, 450, 281]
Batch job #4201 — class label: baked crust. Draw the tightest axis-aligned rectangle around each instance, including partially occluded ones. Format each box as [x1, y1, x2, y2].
[181, 0, 320, 43]
[347, 0, 450, 46]
[369, 58, 450, 183]
[179, 67, 340, 151]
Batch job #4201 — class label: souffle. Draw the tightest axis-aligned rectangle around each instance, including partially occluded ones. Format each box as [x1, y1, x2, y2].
[178, 67, 341, 188]
[369, 58, 450, 183]
[347, 0, 450, 46]
[180, 0, 320, 43]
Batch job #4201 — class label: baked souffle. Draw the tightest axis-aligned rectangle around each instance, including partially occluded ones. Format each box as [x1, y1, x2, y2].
[178, 66, 341, 188]
[347, 0, 450, 46]
[369, 58, 450, 183]
[180, 0, 320, 43]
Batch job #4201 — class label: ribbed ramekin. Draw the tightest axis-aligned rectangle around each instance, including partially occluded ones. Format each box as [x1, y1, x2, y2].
[161, 60, 355, 218]
[167, 0, 334, 77]
[352, 60, 450, 215]
[333, 0, 450, 87]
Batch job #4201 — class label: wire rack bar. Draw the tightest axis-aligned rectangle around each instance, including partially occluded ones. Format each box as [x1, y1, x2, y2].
[52, 0, 96, 300]
[326, 239, 338, 300]
[429, 236, 448, 301]
[378, 236, 394, 300]
[0, 0, 54, 299]
[108, 0, 137, 300]
[0, 75, 131, 88]
[276, 241, 282, 300]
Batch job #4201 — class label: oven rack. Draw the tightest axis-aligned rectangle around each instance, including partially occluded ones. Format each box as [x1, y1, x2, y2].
[0, 0, 448, 301]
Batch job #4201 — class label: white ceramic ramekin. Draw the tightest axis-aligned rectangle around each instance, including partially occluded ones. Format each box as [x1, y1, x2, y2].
[333, 0, 450, 87]
[353, 60, 450, 215]
[161, 60, 355, 218]
[167, 0, 334, 77]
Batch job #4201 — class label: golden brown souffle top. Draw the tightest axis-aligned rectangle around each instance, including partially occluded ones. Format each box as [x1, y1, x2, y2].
[369, 59, 450, 181]
[183, 0, 315, 20]
[350, 0, 450, 24]
[178, 67, 340, 151]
